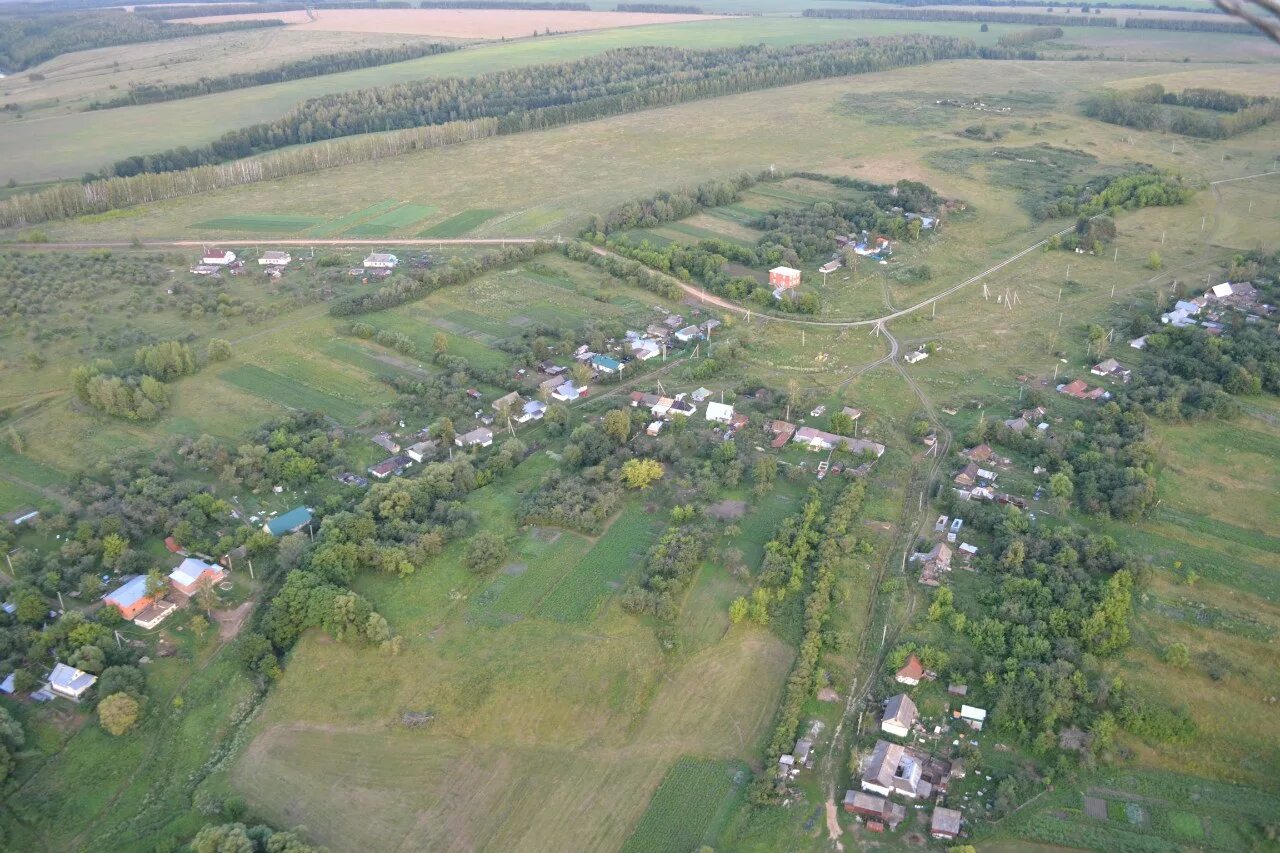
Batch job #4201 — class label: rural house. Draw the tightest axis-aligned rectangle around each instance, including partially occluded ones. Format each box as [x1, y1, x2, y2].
[104, 575, 153, 620]
[959, 705, 988, 730]
[931, 806, 963, 840]
[258, 251, 291, 266]
[265, 506, 313, 536]
[705, 401, 735, 424]
[201, 248, 236, 266]
[904, 350, 929, 365]
[368, 455, 412, 479]
[591, 354, 622, 374]
[792, 427, 886, 457]
[456, 427, 493, 449]
[48, 663, 96, 702]
[674, 325, 701, 343]
[169, 557, 225, 596]
[860, 739, 930, 799]
[768, 419, 796, 448]
[843, 791, 907, 830]
[372, 432, 401, 454]
[895, 653, 925, 686]
[406, 439, 438, 463]
[363, 252, 399, 269]
[491, 390, 524, 414]
[1091, 358, 1131, 382]
[516, 400, 547, 423]
[769, 266, 801, 291]
[1003, 417, 1030, 433]
[881, 693, 918, 738]
[552, 381, 583, 402]
[631, 339, 661, 361]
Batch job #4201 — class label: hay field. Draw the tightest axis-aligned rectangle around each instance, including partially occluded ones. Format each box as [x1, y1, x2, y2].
[169, 8, 727, 38]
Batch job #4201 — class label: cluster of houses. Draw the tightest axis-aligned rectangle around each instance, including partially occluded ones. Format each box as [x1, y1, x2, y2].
[1058, 378, 1109, 401]
[842, 655, 987, 839]
[766, 412, 885, 468]
[102, 555, 228, 630]
[191, 248, 244, 276]
[1157, 281, 1268, 333]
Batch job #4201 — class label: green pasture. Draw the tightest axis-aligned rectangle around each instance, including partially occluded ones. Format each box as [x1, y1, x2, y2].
[468, 528, 595, 627]
[419, 208, 502, 237]
[621, 757, 748, 853]
[536, 502, 665, 622]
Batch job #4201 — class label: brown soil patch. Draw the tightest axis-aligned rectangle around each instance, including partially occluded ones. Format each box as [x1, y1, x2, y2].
[817, 687, 841, 702]
[1083, 795, 1108, 820]
[169, 9, 726, 39]
[706, 499, 747, 521]
[215, 601, 254, 641]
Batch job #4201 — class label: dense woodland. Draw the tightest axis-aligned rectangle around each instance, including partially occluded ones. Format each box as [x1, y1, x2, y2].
[997, 25, 1063, 46]
[0, 10, 282, 71]
[87, 43, 457, 110]
[100, 36, 975, 178]
[1082, 85, 1280, 139]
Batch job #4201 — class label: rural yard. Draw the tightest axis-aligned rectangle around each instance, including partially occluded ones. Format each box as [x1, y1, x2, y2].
[0, 2, 1277, 852]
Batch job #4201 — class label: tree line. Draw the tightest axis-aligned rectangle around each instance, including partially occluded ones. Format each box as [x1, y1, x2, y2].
[130, 0, 410, 19]
[417, 1, 589, 7]
[98, 37, 975, 179]
[86, 42, 458, 110]
[866, 0, 1219, 10]
[1082, 86, 1279, 139]
[0, 9, 283, 71]
[616, 3, 704, 11]
[803, 7, 1118, 27]
[0, 118, 498, 229]
[997, 25, 1064, 45]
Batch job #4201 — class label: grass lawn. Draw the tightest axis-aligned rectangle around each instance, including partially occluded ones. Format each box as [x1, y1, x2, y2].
[219, 363, 373, 425]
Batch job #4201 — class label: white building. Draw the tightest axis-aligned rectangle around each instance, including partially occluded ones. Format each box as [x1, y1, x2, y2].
[201, 249, 236, 266]
[705, 401, 734, 424]
[48, 663, 96, 701]
[258, 251, 291, 266]
[363, 253, 399, 269]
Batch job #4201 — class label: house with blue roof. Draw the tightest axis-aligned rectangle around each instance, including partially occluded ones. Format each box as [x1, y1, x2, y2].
[104, 575, 153, 620]
[591, 354, 622, 374]
[265, 506, 313, 537]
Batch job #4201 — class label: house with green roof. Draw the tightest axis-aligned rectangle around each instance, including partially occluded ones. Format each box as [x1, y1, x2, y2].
[264, 506, 313, 537]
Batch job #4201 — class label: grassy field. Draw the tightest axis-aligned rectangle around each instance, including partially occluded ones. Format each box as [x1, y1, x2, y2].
[419, 208, 503, 237]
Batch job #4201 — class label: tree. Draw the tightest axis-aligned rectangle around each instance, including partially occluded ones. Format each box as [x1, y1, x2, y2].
[98, 665, 145, 700]
[70, 644, 106, 674]
[191, 823, 255, 853]
[829, 412, 854, 436]
[1146, 251, 1162, 271]
[543, 403, 569, 437]
[6, 426, 22, 454]
[1050, 471, 1074, 499]
[729, 596, 749, 624]
[190, 614, 210, 640]
[620, 458, 664, 489]
[207, 338, 232, 361]
[462, 531, 507, 574]
[571, 362, 592, 387]
[101, 532, 129, 565]
[99, 692, 141, 736]
[435, 417, 455, 448]
[432, 331, 449, 360]
[144, 569, 168, 603]
[909, 419, 931, 440]
[1163, 642, 1189, 668]
[980, 23, 989, 31]
[603, 409, 631, 444]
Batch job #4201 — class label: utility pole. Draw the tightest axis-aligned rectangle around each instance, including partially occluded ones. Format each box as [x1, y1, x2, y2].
[247, 557, 255, 580]
[1113, 247, 1118, 263]
[1161, 230, 1166, 246]
[1066, 263, 1071, 281]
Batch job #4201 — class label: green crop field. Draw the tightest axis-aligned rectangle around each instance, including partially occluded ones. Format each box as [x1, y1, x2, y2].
[344, 203, 437, 237]
[306, 199, 402, 237]
[621, 757, 748, 853]
[190, 213, 325, 232]
[419, 208, 502, 237]
[536, 502, 666, 622]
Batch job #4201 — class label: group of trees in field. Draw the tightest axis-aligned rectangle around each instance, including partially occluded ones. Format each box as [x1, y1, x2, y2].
[0, 9, 283, 71]
[87, 43, 457, 110]
[1082, 85, 1280, 139]
[519, 471, 622, 534]
[417, 0, 587, 8]
[620, 525, 708, 620]
[69, 339, 197, 420]
[616, 3, 704, 12]
[1034, 168, 1195, 222]
[99, 37, 974, 179]
[189, 822, 321, 853]
[584, 173, 761, 237]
